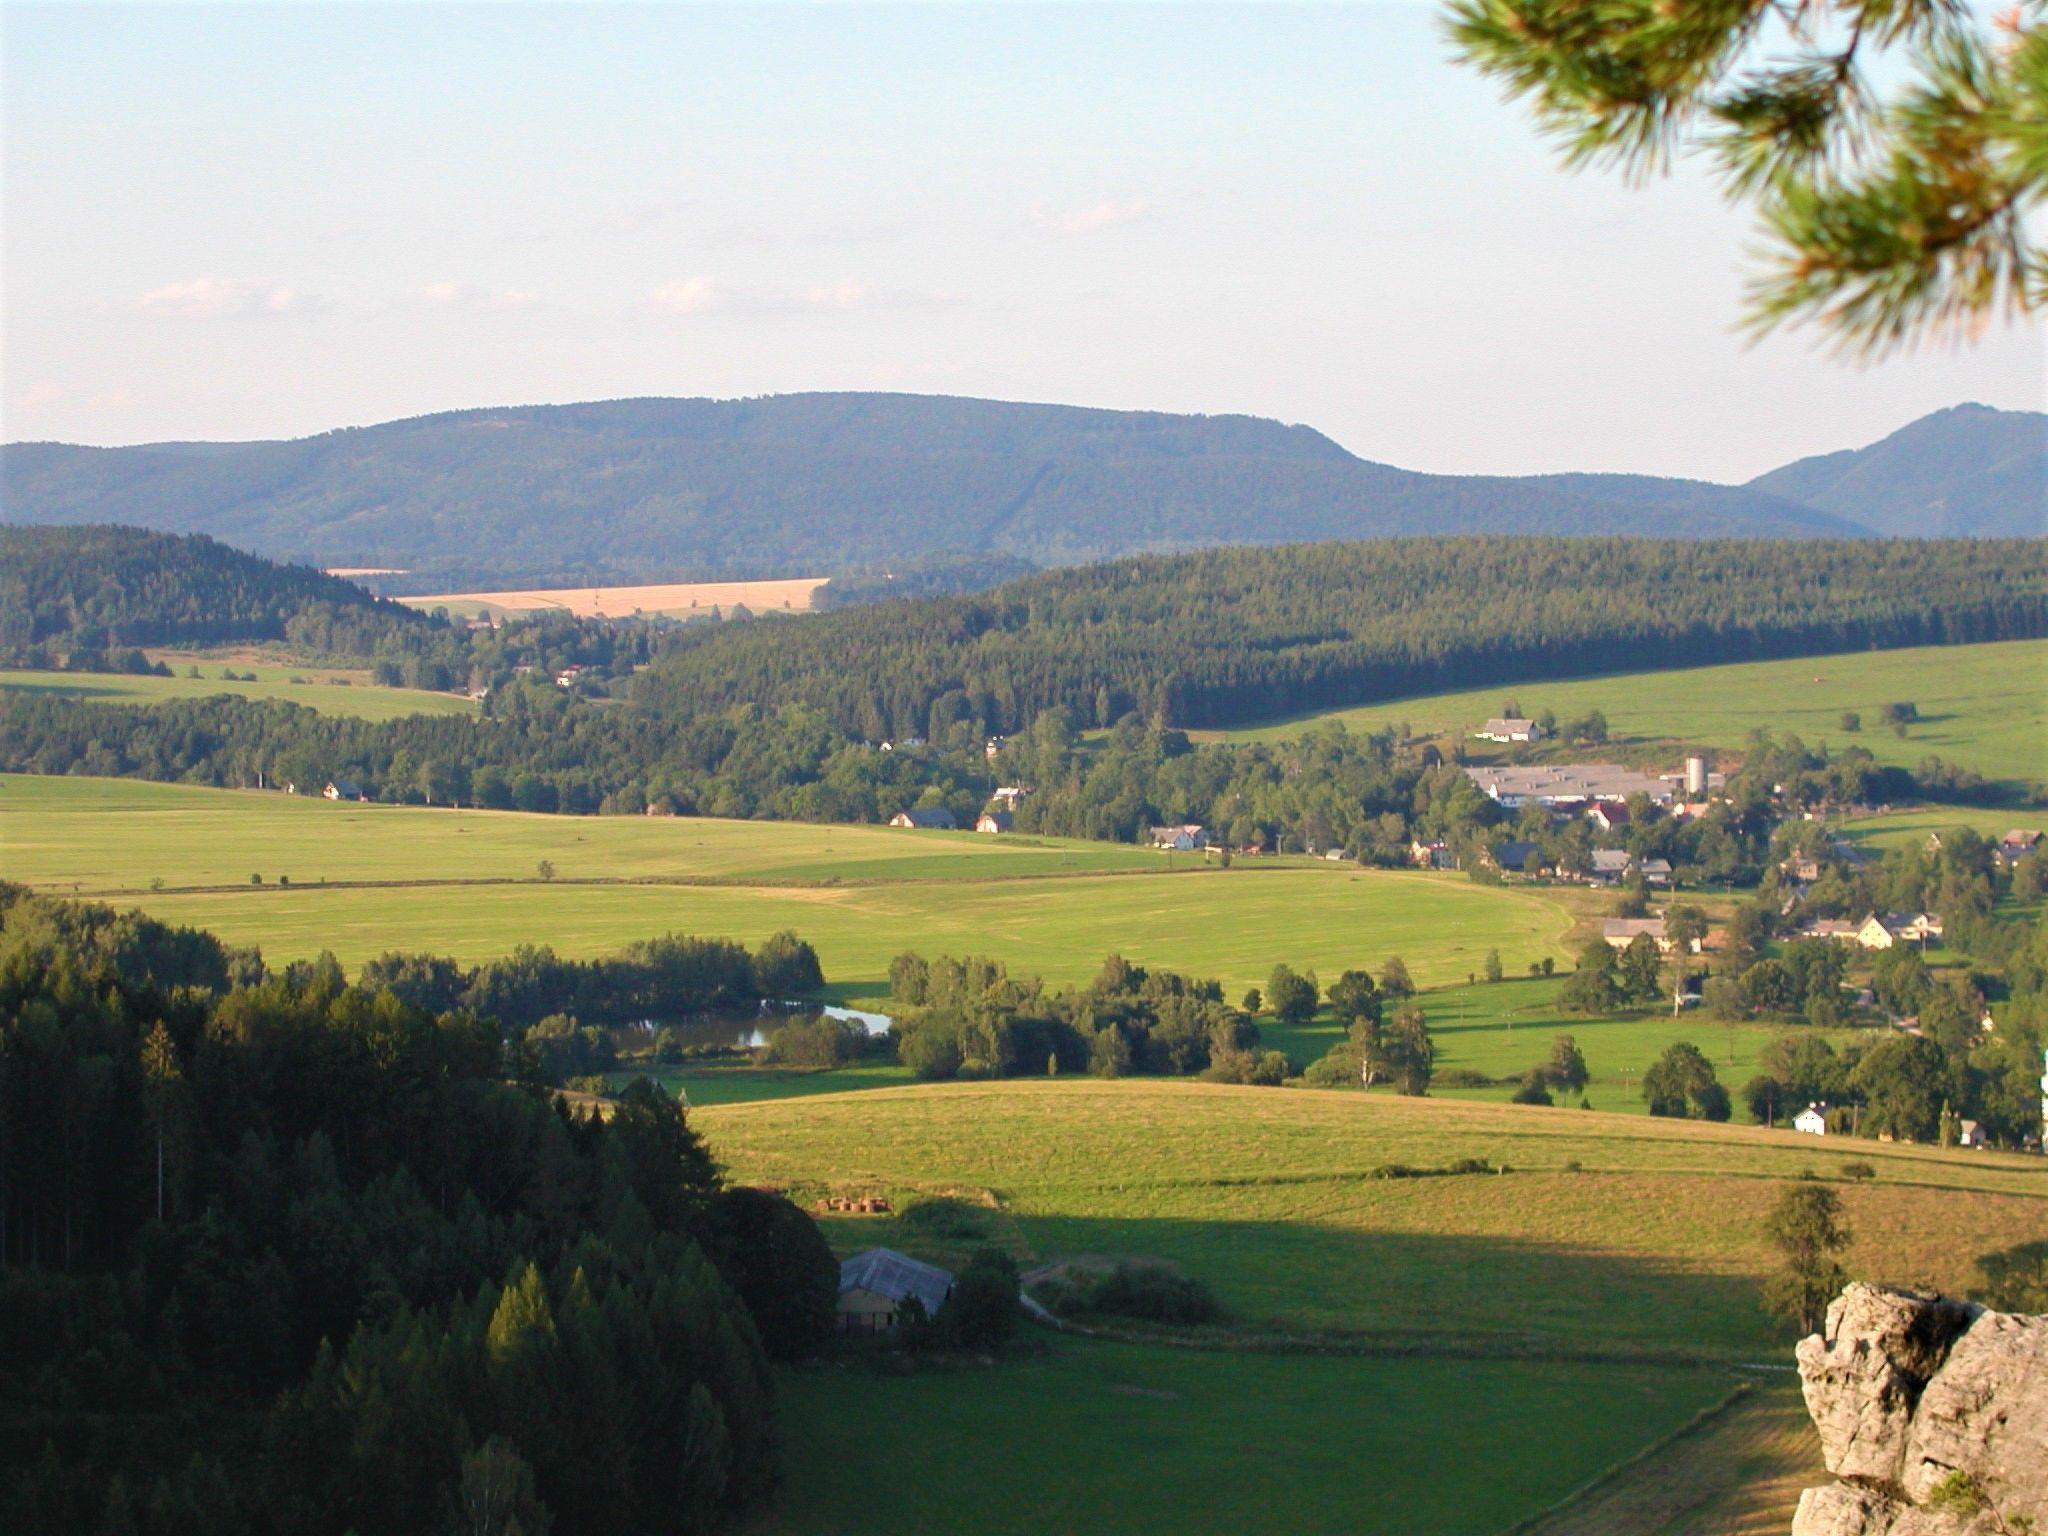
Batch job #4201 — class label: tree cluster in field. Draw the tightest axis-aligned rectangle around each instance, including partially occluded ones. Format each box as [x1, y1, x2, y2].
[0, 886, 847, 1535]
[633, 537, 2047, 737]
[358, 928, 822, 1034]
[882, 952, 1288, 1084]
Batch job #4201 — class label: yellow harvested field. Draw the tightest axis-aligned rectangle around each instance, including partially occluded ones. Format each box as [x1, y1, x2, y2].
[402, 576, 828, 619]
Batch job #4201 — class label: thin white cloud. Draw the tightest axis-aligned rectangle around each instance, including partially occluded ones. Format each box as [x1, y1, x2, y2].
[417, 281, 541, 311]
[798, 280, 868, 311]
[136, 278, 328, 319]
[647, 276, 723, 314]
[1035, 198, 1152, 235]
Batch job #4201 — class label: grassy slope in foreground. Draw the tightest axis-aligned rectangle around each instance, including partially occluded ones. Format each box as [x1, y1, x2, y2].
[0, 663, 475, 722]
[763, 1339, 1731, 1536]
[1, 775, 1575, 1002]
[698, 1080, 2047, 1358]
[1208, 638, 2048, 787]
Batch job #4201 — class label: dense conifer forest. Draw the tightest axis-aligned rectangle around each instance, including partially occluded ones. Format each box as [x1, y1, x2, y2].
[0, 888, 837, 1534]
[636, 537, 2047, 734]
[0, 526, 428, 651]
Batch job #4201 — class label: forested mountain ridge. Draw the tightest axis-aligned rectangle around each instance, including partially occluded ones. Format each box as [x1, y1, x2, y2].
[0, 524, 431, 650]
[0, 392, 1891, 585]
[633, 537, 2048, 736]
[1750, 402, 2046, 538]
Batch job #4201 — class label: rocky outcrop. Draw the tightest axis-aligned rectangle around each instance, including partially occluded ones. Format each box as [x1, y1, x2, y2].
[1792, 1283, 2048, 1536]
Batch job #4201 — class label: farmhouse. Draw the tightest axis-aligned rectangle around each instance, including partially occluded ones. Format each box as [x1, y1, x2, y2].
[1638, 856, 1674, 887]
[1149, 824, 1210, 851]
[991, 785, 1032, 808]
[889, 808, 957, 830]
[1409, 839, 1457, 870]
[1587, 849, 1633, 883]
[975, 811, 1012, 834]
[1475, 717, 1548, 743]
[323, 779, 366, 802]
[1997, 829, 2043, 864]
[1798, 919, 1860, 943]
[837, 1248, 954, 1335]
[1793, 1104, 1829, 1136]
[1957, 1119, 1986, 1149]
[1600, 917, 1699, 954]
[1586, 801, 1629, 835]
[1487, 840, 1546, 875]
[1462, 764, 1672, 810]
[1781, 853, 1824, 884]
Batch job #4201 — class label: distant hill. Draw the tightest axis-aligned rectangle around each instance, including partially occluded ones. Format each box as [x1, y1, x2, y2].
[1, 394, 1874, 586]
[0, 524, 431, 651]
[1749, 402, 2046, 538]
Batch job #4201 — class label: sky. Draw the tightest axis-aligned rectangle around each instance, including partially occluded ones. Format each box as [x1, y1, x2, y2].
[3, 1, 2041, 482]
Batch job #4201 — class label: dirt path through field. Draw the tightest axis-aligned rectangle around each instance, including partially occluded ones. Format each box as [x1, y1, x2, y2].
[1514, 1381, 1815, 1535]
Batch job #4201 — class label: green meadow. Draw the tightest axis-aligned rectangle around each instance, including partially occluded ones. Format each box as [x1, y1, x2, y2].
[2, 775, 1577, 1004]
[708, 1076, 2047, 1530]
[0, 662, 474, 722]
[763, 1339, 1732, 1536]
[1206, 638, 2048, 788]
[1263, 974, 1857, 1115]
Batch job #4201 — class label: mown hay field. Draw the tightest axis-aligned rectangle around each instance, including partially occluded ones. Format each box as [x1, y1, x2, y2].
[400, 575, 828, 619]
[698, 1079, 2047, 1359]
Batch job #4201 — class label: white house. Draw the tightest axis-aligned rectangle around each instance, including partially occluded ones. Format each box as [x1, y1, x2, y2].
[1793, 1104, 1829, 1137]
[1957, 1119, 1986, 1149]
[1475, 717, 1547, 743]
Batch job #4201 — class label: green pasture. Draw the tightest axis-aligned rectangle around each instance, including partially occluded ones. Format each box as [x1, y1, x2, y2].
[1832, 804, 2046, 851]
[0, 663, 474, 722]
[2, 776, 1575, 1004]
[764, 1338, 1734, 1536]
[699, 1079, 2048, 1360]
[1263, 975, 1862, 1115]
[1206, 639, 2048, 788]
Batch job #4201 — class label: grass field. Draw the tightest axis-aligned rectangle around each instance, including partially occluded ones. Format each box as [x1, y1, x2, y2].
[0, 663, 474, 722]
[1207, 639, 2048, 788]
[763, 1340, 1736, 1536]
[401, 575, 827, 619]
[700, 1079, 2047, 1359]
[2, 775, 1579, 1004]
[1264, 974, 1858, 1115]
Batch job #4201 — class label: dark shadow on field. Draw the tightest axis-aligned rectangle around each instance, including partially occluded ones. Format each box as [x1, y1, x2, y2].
[829, 1208, 1780, 1362]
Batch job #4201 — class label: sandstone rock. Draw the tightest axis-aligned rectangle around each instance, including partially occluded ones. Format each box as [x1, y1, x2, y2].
[1901, 1308, 2048, 1509]
[1795, 1284, 1981, 1484]
[1791, 1283, 2048, 1536]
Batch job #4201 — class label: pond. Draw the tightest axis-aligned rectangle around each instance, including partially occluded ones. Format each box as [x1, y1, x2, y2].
[616, 1003, 894, 1052]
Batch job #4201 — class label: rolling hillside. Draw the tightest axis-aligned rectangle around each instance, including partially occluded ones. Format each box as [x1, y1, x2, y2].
[1, 393, 1893, 584]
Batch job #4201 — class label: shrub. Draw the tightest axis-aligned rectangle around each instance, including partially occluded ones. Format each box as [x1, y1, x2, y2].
[1044, 1263, 1225, 1327]
[897, 1197, 991, 1240]
[1510, 1079, 1554, 1106]
[1839, 1161, 1876, 1182]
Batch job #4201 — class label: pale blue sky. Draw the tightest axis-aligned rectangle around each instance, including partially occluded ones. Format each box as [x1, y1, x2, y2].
[4, 1, 2041, 479]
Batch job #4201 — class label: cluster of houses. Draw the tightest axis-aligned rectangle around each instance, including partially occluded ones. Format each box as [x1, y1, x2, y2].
[1793, 911, 1944, 950]
[889, 784, 1036, 835]
[1791, 1102, 1989, 1147]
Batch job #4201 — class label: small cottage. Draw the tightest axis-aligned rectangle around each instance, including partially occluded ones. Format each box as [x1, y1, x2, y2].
[837, 1248, 954, 1335]
[323, 779, 366, 802]
[1793, 1104, 1829, 1137]
[889, 808, 958, 830]
[975, 811, 1013, 835]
